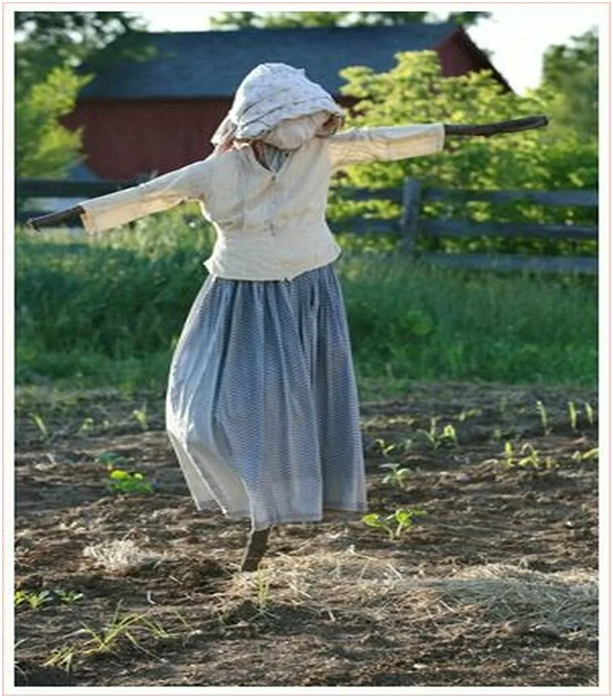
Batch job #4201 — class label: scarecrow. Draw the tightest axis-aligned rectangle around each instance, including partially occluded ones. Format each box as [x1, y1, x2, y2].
[27, 63, 548, 572]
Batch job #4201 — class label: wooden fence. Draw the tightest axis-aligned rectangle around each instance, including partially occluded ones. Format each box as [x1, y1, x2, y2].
[335, 178, 598, 275]
[16, 177, 598, 274]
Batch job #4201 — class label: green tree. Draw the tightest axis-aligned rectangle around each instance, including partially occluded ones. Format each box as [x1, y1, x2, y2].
[15, 66, 91, 179]
[539, 29, 598, 140]
[328, 51, 597, 257]
[15, 12, 146, 78]
[210, 11, 489, 30]
[15, 11, 147, 179]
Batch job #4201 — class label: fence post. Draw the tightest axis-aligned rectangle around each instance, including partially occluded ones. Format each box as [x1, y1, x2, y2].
[400, 177, 422, 256]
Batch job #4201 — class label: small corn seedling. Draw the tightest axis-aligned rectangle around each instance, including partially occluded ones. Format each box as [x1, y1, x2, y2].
[584, 401, 595, 426]
[503, 441, 516, 467]
[418, 418, 458, 450]
[379, 463, 411, 488]
[14, 589, 51, 610]
[132, 403, 149, 431]
[55, 589, 84, 605]
[568, 401, 579, 432]
[106, 469, 155, 496]
[458, 407, 483, 422]
[503, 442, 556, 471]
[572, 447, 599, 462]
[29, 412, 50, 441]
[255, 568, 272, 614]
[79, 417, 95, 434]
[373, 437, 397, 456]
[361, 507, 425, 541]
[535, 400, 551, 435]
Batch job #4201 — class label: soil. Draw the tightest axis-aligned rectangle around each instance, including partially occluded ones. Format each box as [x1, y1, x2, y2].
[13, 381, 599, 688]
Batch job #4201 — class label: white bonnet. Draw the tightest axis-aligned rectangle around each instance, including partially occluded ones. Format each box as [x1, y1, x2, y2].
[211, 63, 344, 149]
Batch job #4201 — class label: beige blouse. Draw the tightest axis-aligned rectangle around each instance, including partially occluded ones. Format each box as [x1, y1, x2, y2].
[79, 123, 445, 281]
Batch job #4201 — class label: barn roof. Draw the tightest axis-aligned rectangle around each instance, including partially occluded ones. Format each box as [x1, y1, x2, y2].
[80, 22, 467, 99]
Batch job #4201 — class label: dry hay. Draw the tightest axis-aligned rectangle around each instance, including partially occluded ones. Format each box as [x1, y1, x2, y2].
[82, 539, 165, 573]
[220, 550, 598, 634]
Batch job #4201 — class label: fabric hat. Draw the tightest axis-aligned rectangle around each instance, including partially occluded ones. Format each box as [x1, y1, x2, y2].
[211, 63, 344, 152]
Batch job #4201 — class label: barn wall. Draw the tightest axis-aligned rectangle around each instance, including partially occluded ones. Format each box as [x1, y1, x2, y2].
[62, 97, 232, 179]
[64, 95, 357, 180]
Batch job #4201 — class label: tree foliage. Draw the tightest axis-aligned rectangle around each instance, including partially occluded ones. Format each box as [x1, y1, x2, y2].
[210, 11, 489, 30]
[15, 11, 146, 179]
[15, 12, 145, 76]
[328, 51, 597, 257]
[539, 29, 598, 140]
[15, 66, 91, 179]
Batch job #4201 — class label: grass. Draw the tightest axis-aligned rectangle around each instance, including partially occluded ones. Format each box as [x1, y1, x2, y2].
[15, 210, 598, 396]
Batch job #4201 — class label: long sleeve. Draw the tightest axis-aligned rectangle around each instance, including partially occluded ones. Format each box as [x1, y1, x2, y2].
[327, 123, 445, 171]
[79, 158, 213, 235]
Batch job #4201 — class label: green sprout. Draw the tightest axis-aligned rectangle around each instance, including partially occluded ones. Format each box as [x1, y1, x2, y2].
[503, 442, 556, 470]
[572, 447, 599, 462]
[106, 469, 155, 496]
[14, 589, 51, 610]
[379, 463, 411, 488]
[373, 437, 397, 456]
[132, 403, 149, 431]
[362, 508, 425, 540]
[29, 412, 50, 441]
[418, 418, 458, 449]
[535, 400, 551, 435]
[568, 401, 578, 431]
[55, 589, 84, 605]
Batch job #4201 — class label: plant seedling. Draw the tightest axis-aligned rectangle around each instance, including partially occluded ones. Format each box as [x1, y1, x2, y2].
[55, 589, 84, 605]
[79, 417, 95, 434]
[503, 442, 556, 470]
[14, 589, 51, 610]
[567, 401, 578, 431]
[373, 437, 396, 456]
[418, 418, 458, 449]
[379, 463, 411, 488]
[458, 407, 483, 422]
[503, 441, 515, 467]
[584, 402, 595, 426]
[255, 568, 272, 613]
[572, 447, 598, 462]
[361, 507, 425, 540]
[132, 403, 149, 431]
[535, 400, 551, 435]
[106, 469, 155, 496]
[29, 412, 50, 441]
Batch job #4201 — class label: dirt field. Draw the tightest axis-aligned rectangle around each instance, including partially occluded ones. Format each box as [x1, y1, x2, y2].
[13, 381, 599, 688]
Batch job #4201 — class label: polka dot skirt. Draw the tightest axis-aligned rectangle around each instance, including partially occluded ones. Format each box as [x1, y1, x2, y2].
[166, 261, 367, 531]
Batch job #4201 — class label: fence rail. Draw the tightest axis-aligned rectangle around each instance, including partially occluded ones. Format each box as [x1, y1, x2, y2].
[335, 178, 598, 275]
[16, 177, 598, 274]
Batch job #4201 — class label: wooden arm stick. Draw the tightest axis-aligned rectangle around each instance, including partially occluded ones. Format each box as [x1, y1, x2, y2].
[444, 115, 548, 138]
[25, 205, 85, 232]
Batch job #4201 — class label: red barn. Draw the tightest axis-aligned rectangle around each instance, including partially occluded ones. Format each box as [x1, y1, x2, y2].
[63, 23, 510, 181]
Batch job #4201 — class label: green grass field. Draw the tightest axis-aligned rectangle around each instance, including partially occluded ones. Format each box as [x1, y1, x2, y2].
[15, 210, 597, 400]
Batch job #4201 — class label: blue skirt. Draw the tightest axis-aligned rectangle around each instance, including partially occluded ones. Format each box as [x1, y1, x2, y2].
[165, 261, 367, 530]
